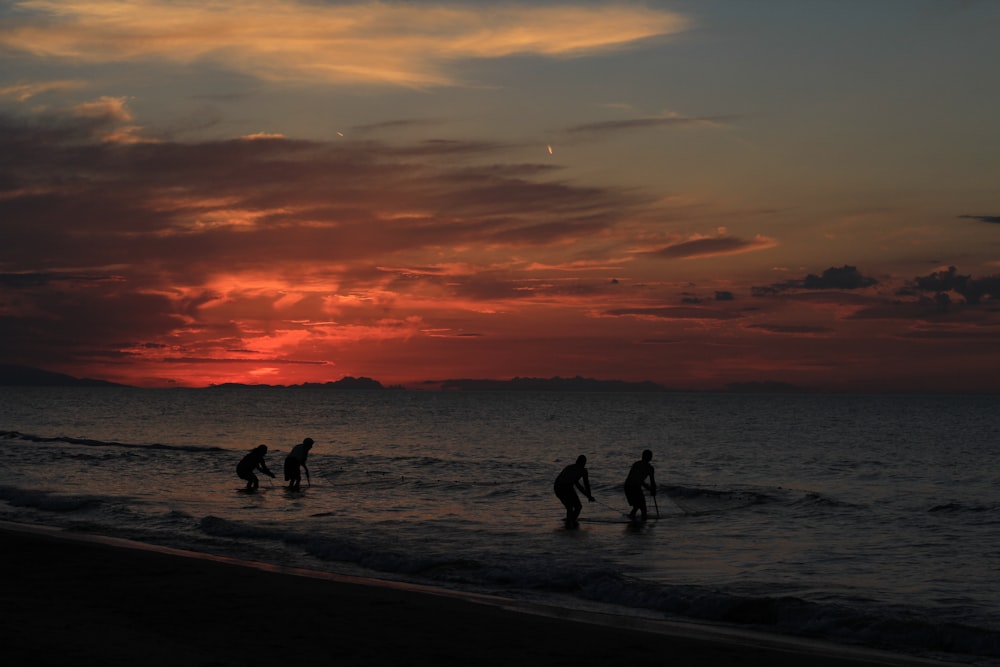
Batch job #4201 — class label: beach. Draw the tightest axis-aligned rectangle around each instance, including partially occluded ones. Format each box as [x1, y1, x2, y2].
[2, 524, 953, 667]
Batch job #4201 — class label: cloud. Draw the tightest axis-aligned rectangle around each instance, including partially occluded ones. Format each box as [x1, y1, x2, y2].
[0, 79, 86, 102]
[958, 214, 1000, 224]
[745, 324, 833, 336]
[71, 96, 133, 122]
[642, 232, 777, 260]
[907, 266, 1000, 305]
[242, 132, 286, 141]
[566, 112, 734, 135]
[802, 265, 878, 290]
[0, 107, 656, 370]
[1, 1, 690, 88]
[603, 306, 740, 321]
[352, 118, 443, 134]
[0, 271, 121, 288]
[754, 265, 879, 294]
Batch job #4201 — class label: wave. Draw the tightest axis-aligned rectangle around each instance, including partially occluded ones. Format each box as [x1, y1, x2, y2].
[578, 576, 1000, 662]
[788, 491, 864, 510]
[929, 502, 1000, 514]
[661, 485, 771, 515]
[0, 485, 105, 513]
[0, 430, 225, 453]
[194, 513, 1000, 662]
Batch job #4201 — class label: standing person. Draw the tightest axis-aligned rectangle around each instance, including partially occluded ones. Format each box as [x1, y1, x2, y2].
[284, 437, 314, 491]
[624, 449, 657, 521]
[553, 455, 594, 527]
[236, 444, 275, 492]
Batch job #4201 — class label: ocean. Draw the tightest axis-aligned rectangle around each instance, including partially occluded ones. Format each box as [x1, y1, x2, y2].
[1, 387, 998, 664]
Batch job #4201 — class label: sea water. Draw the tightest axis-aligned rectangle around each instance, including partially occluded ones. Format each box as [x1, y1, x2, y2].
[1, 387, 998, 664]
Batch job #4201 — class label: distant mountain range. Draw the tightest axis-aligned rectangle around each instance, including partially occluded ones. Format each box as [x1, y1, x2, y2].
[209, 376, 392, 391]
[0, 365, 815, 393]
[0, 365, 128, 387]
[428, 376, 670, 392]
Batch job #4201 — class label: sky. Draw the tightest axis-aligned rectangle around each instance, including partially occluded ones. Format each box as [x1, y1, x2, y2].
[1, 0, 998, 391]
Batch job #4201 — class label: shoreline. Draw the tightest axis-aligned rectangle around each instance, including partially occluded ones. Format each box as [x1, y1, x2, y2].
[0, 521, 957, 666]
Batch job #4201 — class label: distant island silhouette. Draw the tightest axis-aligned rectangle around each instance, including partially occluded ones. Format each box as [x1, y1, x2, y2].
[0, 364, 128, 387]
[426, 376, 670, 392]
[723, 381, 818, 394]
[208, 376, 395, 391]
[0, 365, 817, 393]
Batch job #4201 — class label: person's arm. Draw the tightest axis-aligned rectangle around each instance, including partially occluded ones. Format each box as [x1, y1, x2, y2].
[577, 470, 594, 501]
[648, 468, 657, 495]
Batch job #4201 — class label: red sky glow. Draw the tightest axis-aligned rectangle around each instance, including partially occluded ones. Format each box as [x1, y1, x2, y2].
[1, 1, 998, 392]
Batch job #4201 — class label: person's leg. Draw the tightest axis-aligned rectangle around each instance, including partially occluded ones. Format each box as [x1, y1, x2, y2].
[556, 485, 577, 524]
[625, 486, 640, 519]
[568, 494, 582, 523]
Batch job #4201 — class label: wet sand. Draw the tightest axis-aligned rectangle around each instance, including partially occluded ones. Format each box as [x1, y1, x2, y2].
[1, 523, 954, 666]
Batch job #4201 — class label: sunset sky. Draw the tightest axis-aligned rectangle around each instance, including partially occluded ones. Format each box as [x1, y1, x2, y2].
[1, 0, 998, 391]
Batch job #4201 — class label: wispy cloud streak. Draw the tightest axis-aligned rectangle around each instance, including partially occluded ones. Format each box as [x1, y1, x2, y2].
[1, 1, 690, 87]
[566, 113, 735, 135]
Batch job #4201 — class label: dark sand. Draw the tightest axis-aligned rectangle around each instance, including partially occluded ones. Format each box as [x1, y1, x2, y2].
[1, 523, 956, 666]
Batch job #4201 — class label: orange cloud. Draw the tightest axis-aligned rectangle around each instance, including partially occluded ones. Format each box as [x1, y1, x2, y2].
[0, 79, 85, 102]
[3, 1, 690, 87]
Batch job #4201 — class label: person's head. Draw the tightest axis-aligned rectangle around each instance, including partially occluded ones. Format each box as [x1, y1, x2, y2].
[303, 437, 314, 449]
[642, 449, 653, 462]
[255, 444, 268, 454]
[576, 454, 587, 467]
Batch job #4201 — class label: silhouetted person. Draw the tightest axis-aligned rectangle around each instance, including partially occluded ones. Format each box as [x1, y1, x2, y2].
[554, 455, 594, 527]
[284, 437, 314, 491]
[237, 444, 275, 492]
[624, 449, 657, 521]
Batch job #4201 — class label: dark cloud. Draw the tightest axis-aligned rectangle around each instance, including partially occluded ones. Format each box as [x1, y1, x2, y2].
[0, 108, 652, 368]
[0, 272, 60, 288]
[803, 265, 878, 290]
[847, 297, 999, 321]
[0, 111, 639, 279]
[907, 266, 1000, 305]
[745, 324, 833, 335]
[486, 218, 610, 245]
[0, 272, 124, 288]
[644, 235, 770, 260]
[351, 118, 442, 133]
[604, 306, 740, 320]
[434, 272, 626, 303]
[385, 138, 508, 157]
[958, 214, 1000, 224]
[754, 265, 878, 294]
[566, 115, 736, 135]
[901, 329, 1000, 340]
[0, 278, 185, 366]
